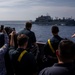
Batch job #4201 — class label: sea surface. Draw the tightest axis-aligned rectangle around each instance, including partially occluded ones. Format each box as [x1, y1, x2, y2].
[0, 21, 75, 43]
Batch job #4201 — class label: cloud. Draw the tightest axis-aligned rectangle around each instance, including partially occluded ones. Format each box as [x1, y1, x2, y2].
[0, 0, 22, 8]
[0, 0, 75, 20]
[0, 0, 75, 8]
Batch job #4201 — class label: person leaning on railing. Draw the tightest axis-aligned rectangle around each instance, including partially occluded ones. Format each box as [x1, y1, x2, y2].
[43, 25, 63, 68]
[18, 22, 39, 60]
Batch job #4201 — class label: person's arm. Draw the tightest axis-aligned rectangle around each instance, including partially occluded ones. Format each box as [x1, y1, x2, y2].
[71, 34, 75, 37]
[9, 31, 16, 50]
[9, 31, 16, 59]
[0, 30, 9, 53]
[10, 31, 15, 47]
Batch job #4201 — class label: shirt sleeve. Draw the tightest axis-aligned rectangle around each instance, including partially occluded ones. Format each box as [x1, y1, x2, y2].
[0, 33, 9, 54]
[31, 32, 36, 43]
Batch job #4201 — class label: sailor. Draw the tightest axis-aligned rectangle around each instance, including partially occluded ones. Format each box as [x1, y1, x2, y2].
[9, 32, 37, 75]
[18, 22, 38, 59]
[39, 39, 75, 75]
[43, 25, 63, 67]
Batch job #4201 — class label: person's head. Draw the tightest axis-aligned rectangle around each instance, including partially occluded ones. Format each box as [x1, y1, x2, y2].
[56, 39, 75, 62]
[25, 22, 32, 30]
[17, 34, 29, 49]
[51, 25, 59, 35]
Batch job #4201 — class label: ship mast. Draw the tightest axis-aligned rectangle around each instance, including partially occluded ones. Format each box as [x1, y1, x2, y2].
[46, 13, 49, 16]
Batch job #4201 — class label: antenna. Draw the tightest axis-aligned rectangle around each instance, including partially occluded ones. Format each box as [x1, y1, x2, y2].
[46, 13, 49, 16]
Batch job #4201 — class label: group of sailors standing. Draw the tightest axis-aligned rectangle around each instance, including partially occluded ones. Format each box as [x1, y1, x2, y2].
[0, 22, 75, 75]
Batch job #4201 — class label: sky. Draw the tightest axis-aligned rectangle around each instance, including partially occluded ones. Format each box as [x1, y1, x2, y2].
[0, 0, 75, 20]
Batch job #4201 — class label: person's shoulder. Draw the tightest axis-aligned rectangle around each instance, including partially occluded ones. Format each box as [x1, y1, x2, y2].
[39, 65, 67, 75]
[9, 48, 18, 60]
[24, 52, 36, 61]
[51, 35, 62, 42]
[51, 37, 58, 43]
[18, 29, 25, 34]
[9, 47, 18, 56]
[29, 30, 34, 34]
[28, 31, 35, 37]
[39, 67, 52, 75]
[39, 63, 67, 75]
[26, 52, 35, 58]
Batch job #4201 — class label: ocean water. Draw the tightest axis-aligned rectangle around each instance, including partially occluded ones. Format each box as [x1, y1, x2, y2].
[0, 21, 75, 43]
